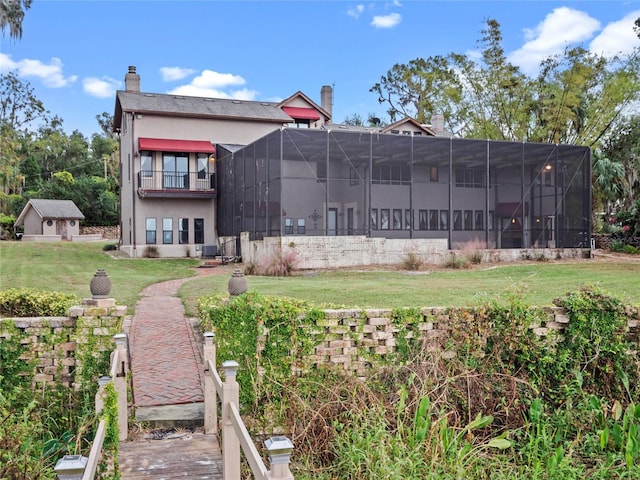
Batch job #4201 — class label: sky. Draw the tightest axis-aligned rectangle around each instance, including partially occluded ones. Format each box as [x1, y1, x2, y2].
[1, 0, 639, 138]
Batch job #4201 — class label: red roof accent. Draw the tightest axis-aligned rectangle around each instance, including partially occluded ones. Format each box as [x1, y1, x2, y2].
[282, 106, 321, 120]
[138, 138, 215, 153]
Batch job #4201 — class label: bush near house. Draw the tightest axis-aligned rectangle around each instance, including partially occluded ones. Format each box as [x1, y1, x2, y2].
[199, 288, 640, 478]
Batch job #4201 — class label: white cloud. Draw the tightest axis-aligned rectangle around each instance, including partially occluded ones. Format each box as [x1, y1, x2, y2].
[0, 54, 77, 87]
[509, 7, 600, 75]
[371, 12, 401, 29]
[83, 76, 121, 98]
[166, 69, 257, 99]
[192, 69, 246, 89]
[589, 10, 640, 57]
[347, 4, 364, 19]
[159, 66, 196, 82]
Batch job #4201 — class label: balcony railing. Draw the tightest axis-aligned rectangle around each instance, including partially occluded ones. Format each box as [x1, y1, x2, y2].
[137, 170, 216, 198]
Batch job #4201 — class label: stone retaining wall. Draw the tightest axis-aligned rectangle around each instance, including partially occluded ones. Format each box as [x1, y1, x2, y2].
[79, 225, 120, 240]
[284, 305, 640, 377]
[0, 298, 126, 387]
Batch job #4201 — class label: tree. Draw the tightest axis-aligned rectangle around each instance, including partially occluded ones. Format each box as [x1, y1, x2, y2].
[371, 19, 640, 146]
[602, 115, 640, 210]
[0, 0, 31, 40]
[343, 112, 386, 127]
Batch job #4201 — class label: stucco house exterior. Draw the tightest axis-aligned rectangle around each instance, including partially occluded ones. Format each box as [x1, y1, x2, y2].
[113, 66, 334, 257]
[113, 66, 591, 262]
[15, 199, 84, 241]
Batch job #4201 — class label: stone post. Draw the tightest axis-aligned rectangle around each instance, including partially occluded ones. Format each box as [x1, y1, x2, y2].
[113, 333, 128, 441]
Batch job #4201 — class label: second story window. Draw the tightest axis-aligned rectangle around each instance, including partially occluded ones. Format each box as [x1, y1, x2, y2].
[163, 152, 188, 189]
[141, 151, 152, 177]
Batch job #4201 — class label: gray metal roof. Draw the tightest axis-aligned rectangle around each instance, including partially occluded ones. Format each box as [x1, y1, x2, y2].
[15, 199, 84, 226]
[115, 91, 293, 127]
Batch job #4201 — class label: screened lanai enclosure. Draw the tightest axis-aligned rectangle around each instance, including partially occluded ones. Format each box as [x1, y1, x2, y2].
[217, 128, 591, 250]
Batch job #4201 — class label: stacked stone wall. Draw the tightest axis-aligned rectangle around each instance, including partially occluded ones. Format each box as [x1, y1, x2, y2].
[0, 299, 126, 387]
[279, 305, 640, 377]
[79, 225, 120, 240]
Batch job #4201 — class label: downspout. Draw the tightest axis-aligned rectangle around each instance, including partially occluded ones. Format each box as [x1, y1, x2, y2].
[131, 112, 137, 255]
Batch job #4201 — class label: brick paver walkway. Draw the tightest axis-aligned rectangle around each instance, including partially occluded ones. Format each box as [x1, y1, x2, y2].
[129, 265, 232, 409]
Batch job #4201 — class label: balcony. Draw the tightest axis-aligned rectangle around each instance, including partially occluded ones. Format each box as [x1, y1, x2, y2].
[137, 171, 216, 199]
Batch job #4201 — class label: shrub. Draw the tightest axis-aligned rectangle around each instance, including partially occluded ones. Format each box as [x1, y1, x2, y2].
[622, 244, 639, 255]
[243, 262, 258, 275]
[261, 249, 297, 276]
[443, 254, 469, 269]
[142, 245, 159, 258]
[0, 288, 77, 317]
[402, 252, 423, 271]
[102, 243, 118, 251]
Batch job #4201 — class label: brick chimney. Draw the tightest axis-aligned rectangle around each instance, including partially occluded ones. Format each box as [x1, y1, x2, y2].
[125, 66, 140, 93]
[321, 85, 333, 120]
[430, 113, 444, 135]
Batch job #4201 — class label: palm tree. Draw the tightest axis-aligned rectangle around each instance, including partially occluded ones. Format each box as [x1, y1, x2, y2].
[1, 0, 32, 40]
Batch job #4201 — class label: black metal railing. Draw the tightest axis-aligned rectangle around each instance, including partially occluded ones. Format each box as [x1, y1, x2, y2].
[138, 170, 216, 191]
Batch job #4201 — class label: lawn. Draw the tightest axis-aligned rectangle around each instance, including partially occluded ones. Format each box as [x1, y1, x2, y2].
[0, 241, 199, 311]
[2, 241, 639, 314]
[179, 254, 640, 314]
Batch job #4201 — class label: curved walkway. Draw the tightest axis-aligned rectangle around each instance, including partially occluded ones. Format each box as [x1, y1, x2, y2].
[128, 264, 232, 420]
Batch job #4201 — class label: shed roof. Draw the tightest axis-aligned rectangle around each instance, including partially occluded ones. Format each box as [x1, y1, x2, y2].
[113, 91, 293, 130]
[15, 199, 85, 226]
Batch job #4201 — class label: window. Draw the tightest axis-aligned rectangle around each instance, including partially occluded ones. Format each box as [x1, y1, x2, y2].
[402, 130, 411, 135]
[163, 218, 173, 244]
[429, 210, 439, 230]
[197, 153, 208, 179]
[455, 168, 486, 188]
[464, 210, 473, 230]
[349, 166, 359, 186]
[419, 210, 428, 230]
[370, 209, 378, 230]
[194, 218, 204, 244]
[414, 131, 422, 136]
[453, 210, 462, 230]
[390, 129, 399, 134]
[380, 209, 390, 230]
[430, 166, 439, 182]
[474, 211, 484, 230]
[488, 211, 494, 230]
[317, 160, 327, 182]
[163, 152, 189, 189]
[178, 218, 188, 244]
[284, 218, 293, 234]
[146, 217, 157, 244]
[393, 209, 402, 230]
[291, 119, 310, 128]
[405, 209, 412, 230]
[141, 151, 152, 177]
[372, 165, 411, 184]
[440, 210, 449, 230]
[297, 218, 306, 234]
[69, 220, 76, 226]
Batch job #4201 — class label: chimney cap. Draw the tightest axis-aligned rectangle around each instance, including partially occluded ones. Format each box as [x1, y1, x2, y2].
[128, 66, 137, 73]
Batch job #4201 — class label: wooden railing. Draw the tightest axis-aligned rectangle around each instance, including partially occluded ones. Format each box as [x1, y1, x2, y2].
[55, 333, 129, 479]
[203, 332, 295, 480]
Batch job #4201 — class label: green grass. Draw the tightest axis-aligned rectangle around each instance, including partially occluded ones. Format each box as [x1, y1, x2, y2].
[2, 241, 639, 315]
[181, 257, 640, 314]
[0, 241, 199, 311]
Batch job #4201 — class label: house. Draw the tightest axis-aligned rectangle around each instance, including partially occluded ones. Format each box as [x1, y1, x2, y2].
[113, 66, 591, 263]
[15, 199, 84, 241]
[113, 66, 333, 257]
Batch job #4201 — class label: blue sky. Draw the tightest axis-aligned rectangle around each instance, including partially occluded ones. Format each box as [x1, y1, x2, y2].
[1, 0, 639, 138]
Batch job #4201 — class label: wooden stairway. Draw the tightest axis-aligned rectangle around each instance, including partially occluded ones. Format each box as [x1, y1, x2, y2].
[119, 430, 222, 479]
